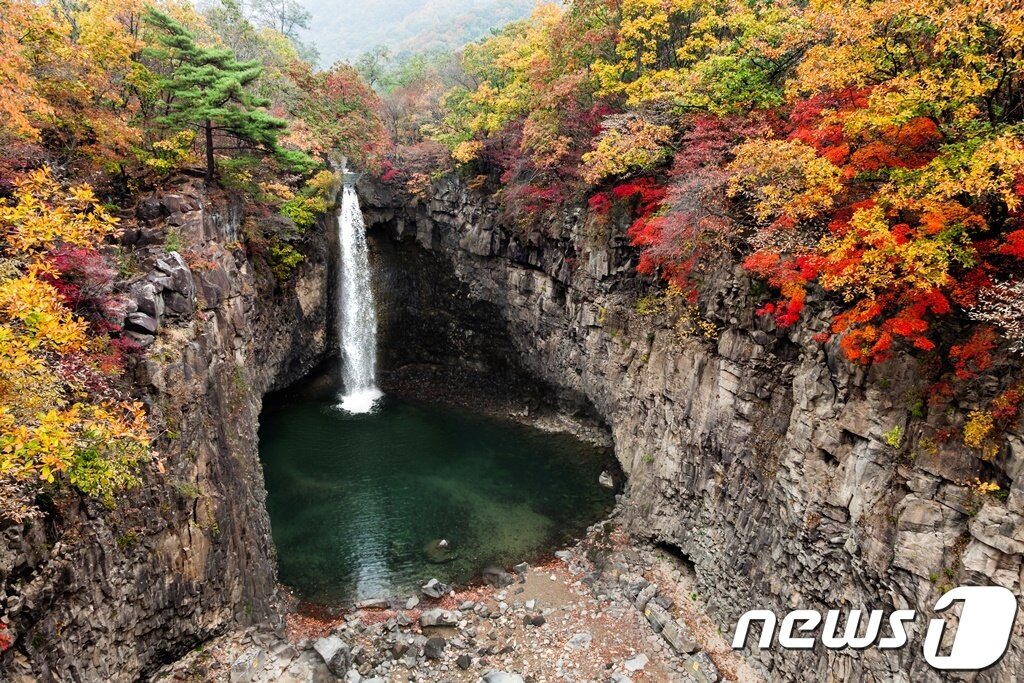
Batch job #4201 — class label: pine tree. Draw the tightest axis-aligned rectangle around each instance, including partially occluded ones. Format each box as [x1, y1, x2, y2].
[143, 7, 287, 185]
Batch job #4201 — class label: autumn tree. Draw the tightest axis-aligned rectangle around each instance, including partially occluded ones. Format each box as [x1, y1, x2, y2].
[285, 61, 387, 170]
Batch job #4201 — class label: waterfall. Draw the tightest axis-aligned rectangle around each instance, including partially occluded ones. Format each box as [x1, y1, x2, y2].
[336, 182, 382, 414]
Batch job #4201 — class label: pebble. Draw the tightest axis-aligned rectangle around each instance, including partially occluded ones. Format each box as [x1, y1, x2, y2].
[624, 653, 649, 672]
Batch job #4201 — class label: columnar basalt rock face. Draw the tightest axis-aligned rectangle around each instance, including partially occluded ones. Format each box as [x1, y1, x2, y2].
[362, 177, 1024, 683]
[0, 184, 329, 682]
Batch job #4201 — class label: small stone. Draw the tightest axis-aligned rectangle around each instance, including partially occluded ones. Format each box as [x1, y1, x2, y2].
[421, 578, 450, 599]
[424, 637, 446, 660]
[456, 654, 472, 670]
[624, 654, 648, 673]
[420, 609, 458, 627]
[482, 673, 525, 683]
[406, 596, 419, 610]
[567, 632, 592, 650]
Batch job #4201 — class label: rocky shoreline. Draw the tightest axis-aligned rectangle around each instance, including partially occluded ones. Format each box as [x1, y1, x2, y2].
[153, 511, 761, 683]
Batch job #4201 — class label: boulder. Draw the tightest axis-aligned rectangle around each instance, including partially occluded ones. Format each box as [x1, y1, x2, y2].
[125, 312, 158, 335]
[229, 647, 265, 683]
[356, 598, 389, 610]
[660, 618, 699, 655]
[683, 651, 721, 683]
[155, 252, 196, 316]
[482, 565, 514, 588]
[424, 636, 446, 659]
[421, 578, 450, 598]
[313, 635, 352, 677]
[634, 583, 658, 611]
[643, 602, 671, 633]
[420, 608, 458, 627]
[133, 282, 164, 319]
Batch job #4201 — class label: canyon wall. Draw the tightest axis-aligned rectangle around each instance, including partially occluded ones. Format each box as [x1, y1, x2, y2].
[0, 183, 329, 682]
[363, 177, 1024, 682]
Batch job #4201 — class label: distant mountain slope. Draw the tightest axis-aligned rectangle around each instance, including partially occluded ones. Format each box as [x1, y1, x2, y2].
[302, 0, 538, 65]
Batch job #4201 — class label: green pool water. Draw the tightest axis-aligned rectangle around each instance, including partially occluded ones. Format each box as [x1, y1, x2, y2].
[258, 372, 617, 604]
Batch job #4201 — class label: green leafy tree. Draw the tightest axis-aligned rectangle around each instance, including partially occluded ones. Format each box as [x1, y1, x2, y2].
[144, 7, 288, 184]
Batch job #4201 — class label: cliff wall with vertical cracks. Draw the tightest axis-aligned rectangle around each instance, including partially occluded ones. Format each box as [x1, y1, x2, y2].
[1, 182, 329, 682]
[363, 177, 1024, 683]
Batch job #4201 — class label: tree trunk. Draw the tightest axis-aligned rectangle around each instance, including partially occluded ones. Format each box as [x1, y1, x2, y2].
[205, 119, 214, 186]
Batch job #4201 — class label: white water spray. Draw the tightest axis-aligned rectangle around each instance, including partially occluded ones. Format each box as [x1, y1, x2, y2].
[336, 177, 382, 414]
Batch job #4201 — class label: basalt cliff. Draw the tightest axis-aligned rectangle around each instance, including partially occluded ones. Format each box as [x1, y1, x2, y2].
[1, 182, 328, 682]
[362, 176, 1024, 683]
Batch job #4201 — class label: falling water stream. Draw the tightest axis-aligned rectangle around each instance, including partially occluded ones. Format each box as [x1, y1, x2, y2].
[336, 180, 382, 414]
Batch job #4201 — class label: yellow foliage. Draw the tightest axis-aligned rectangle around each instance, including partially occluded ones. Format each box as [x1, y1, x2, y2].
[0, 167, 120, 255]
[818, 204, 975, 300]
[963, 409, 998, 459]
[452, 140, 484, 164]
[969, 478, 1001, 497]
[583, 118, 674, 183]
[727, 138, 843, 224]
[0, 169, 149, 518]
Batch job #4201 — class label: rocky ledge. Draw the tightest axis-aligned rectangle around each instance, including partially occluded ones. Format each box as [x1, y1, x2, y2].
[153, 511, 760, 683]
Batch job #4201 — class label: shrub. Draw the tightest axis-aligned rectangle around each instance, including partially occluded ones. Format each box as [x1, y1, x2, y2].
[269, 242, 304, 280]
